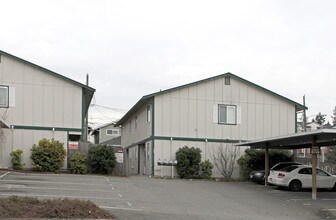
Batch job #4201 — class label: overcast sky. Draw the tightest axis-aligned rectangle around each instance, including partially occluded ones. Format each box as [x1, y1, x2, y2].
[1, 0, 336, 124]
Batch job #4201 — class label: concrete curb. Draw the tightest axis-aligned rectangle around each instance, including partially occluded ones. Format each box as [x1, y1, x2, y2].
[0, 171, 10, 179]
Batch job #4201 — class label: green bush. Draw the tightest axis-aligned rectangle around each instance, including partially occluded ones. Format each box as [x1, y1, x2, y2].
[88, 145, 116, 174]
[69, 152, 87, 174]
[30, 138, 66, 173]
[176, 146, 202, 179]
[237, 148, 292, 180]
[200, 160, 214, 179]
[10, 149, 24, 170]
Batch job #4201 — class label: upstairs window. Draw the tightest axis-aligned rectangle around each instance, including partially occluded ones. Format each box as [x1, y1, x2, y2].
[0, 86, 9, 108]
[106, 129, 120, 136]
[218, 104, 236, 124]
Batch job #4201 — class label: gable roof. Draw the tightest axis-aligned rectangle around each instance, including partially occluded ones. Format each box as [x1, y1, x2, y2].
[0, 50, 95, 111]
[116, 72, 307, 126]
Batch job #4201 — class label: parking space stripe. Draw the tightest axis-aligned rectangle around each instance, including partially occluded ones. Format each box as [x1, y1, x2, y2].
[0, 179, 104, 186]
[100, 206, 143, 211]
[0, 172, 10, 179]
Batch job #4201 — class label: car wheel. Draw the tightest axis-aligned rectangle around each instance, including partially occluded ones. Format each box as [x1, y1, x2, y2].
[289, 180, 302, 192]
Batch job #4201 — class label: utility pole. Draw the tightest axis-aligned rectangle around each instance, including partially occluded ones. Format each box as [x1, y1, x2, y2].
[303, 95, 308, 163]
[85, 74, 89, 141]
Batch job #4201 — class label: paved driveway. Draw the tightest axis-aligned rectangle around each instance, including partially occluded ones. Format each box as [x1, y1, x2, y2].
[0, 172, 335, 220]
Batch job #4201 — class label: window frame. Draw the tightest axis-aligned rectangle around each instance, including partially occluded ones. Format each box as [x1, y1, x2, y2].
[218, 104, 237, 125]
[0, 85, 9, 108]
[106, 129, 120, 136]
[146, 105, 151, 123]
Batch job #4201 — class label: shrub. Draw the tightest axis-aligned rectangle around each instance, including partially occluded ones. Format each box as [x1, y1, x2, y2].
[176, 146, 202, 179]
[88, 145, 116, 174]
[200, 160, 214, 179]
[237, 148, 292, 180]
[10, 149, 24, 170]
[69, 152, 87, 174]
[30, 138, 66, 173]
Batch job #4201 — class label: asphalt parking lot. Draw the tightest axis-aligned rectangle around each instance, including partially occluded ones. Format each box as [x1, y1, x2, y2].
[0, 171, 335, 220]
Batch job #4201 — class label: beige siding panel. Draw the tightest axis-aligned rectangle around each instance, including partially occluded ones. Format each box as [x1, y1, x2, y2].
[63, 86, 73, 128]
[263, 105, 272, 137]
[205, 80, 215, 101]
[188, 85, 197, 100]
[155, 96, 163, 136]
[255, 89, 264, 105]
[205, 100, 214, 138]
[179, 87, 189, 99]
[214, 78, 223, 102]
[32, 85, 44, 125]
[255, 104, 264, 139]
[247, 103, 256, 140]
[188, 99, 197, 137]
[197, 83, 206, 100]
[53, 86, 64, 127]
[271, 104, 280, 136]
[43, 85, 53, 126]
[288, 107, 295, 133]
[179, 99, 189, 137]
[197, 100, 206, 138]
[239, 102, 248, 140]
[171, 97, 180, 137]
[72, 88, 82, 127]
[22, 84, 33, 125]
[161, 93, 171, 136]
[239, 82, 248, 103]
[223, 84, 231, 102]
[279, 105, 288, 135]
[230, 80, 240, 103]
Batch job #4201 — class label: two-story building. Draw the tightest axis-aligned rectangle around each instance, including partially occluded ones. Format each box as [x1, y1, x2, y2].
[116, 73, 306, 178]
[0, 50, 95, 169]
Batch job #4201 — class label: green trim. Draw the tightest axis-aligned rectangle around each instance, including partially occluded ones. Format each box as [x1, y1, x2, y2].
[124, 137, 152, 150]
[137, 145, 141, 175]
[154, 136, 243, 143]
[81, 88, 85, 141]
[11, 125, 82, 132]
[151, 102, 155, 176]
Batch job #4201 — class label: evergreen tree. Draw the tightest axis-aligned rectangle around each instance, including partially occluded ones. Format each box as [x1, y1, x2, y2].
[314, 112, 326, 125]
[332, 106, 336, 126]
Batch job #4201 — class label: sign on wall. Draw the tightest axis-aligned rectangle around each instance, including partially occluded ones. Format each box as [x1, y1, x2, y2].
[115, 147, 123, 163]
[68, 141, 79, 150]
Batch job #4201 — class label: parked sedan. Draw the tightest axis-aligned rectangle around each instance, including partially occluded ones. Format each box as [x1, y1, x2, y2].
[268, 165, 336, 191]
[249, 162, 303, 184]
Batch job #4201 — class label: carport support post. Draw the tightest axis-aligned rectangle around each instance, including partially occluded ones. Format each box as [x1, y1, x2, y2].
[265, 144, 269, 186]
[311, 136, 317, 200]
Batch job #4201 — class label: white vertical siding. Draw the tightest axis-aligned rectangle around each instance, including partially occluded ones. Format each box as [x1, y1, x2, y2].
[154, 76, 296, 141]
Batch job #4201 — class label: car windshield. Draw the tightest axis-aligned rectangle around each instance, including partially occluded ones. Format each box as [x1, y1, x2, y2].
[279, 165, 299, 172]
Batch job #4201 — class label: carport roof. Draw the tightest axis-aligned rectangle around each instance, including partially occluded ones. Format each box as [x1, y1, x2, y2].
[235, 129, 336, 149]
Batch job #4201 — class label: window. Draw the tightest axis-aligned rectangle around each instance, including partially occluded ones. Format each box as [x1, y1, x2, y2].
[298, 168, 312, 175]
[224, 76, 230, 85]
[218, 104, 236, 124]
[146, 106, 151, 122]
[106, 129, 119, 136]
[129, 121, 132, 132]
[0, 86, 9, 108]
[134, 116, 138, 129]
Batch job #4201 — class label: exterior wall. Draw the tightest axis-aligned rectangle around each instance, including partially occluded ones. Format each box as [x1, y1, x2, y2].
[0, 53, 84, 169]
[121, 101, 153, 148]
[0, 128, 68, 169]
[99, 124, 120, 143]
[154, 76, 296, 141]
[153, 139, 247, 179]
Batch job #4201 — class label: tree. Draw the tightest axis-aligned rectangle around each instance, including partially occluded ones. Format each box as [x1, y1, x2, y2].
[211, 144, 241, 181]
[88, 145, 116, 174]
[314, 112, 326, 125]
[332, 106, 336, 127]
[176, 146, 202, 178]
[326, 146, 336, 164]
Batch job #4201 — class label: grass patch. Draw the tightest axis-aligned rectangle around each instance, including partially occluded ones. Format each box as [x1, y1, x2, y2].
[0, 196, 115, 219]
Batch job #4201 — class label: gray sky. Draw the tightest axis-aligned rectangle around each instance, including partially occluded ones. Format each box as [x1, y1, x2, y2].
[1, 0, 336, 124]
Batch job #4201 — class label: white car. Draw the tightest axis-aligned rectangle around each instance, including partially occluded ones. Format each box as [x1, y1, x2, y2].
[268, 165, 336, 191]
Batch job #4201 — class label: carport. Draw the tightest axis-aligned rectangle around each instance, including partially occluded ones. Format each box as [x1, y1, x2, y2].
[236, 129, 336, 200]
